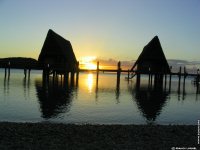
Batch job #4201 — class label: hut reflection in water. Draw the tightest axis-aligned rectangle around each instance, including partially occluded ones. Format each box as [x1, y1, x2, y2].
[129, 79, 169, 124]
[35, 77, 75, 119]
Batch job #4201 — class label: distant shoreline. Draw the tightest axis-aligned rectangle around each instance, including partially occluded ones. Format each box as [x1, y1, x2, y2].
[0, 122, 198, 150]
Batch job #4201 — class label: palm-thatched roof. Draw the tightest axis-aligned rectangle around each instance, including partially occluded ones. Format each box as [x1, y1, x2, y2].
[38, 29, 77, 71]
[132, 36, 170, 73]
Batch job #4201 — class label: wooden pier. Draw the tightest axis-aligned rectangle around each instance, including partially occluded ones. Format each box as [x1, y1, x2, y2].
[1, 61, 200, 93]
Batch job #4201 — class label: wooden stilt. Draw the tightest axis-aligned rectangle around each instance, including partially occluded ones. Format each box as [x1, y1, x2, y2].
[71, 72, 75, 86]
[64, 72, 69, 82]
[183, 66, 186, 93]
[183, 76, 186, 93]
[196, 74, 199, 94]
[150, 74, 153, 87]
[42, 64, 50, 85]
[117, 61, 121, 88]
[46, 72, 49, 84]
[42, 69, 45, 81]
[4, 67, 7, 79]
[8, 61, 10, 77]
[169, 66, 172, 92]
[169, 73, 172, 91]
[61, 74, 63, 83]
[96, 61, 99, 85]
[154, 74, 158, 88]
[53, 71, 56, 84]
[42, 69, 47, 86]
[28, 69, 31, 79]
[196, 83, 199, 94]
[136, 73, 140, 89]
[76, 61, 79, 86]
[178, 67, 182, 94]
[24, 68, 27, 78]
[127, 69, 130, 80]
[148, 73, 151, 87]
[8, 68, 10, 78]
[164, 73, 167, 90]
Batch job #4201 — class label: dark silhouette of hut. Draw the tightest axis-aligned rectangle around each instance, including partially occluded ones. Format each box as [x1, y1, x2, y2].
[130, 36, 170, 86]
[38, 29, 78, 79]
[131, 36, 170, 74]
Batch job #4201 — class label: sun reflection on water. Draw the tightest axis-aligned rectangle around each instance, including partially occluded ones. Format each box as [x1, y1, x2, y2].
[86, 73, 94, 93]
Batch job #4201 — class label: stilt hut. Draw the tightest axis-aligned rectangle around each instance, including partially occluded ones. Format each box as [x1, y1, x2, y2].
[38, 29, 78, 76]
[130, 36, 170, 85]
[131, 36, 170, 74]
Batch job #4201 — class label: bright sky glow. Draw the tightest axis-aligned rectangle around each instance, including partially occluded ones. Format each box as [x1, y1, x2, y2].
[0, 0, 200, 61]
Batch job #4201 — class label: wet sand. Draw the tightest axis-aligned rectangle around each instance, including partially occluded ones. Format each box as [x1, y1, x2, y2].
[0, 122, 198, 150]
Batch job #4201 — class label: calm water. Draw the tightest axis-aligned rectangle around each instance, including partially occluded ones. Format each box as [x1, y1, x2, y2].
[0, 69, 199, 125]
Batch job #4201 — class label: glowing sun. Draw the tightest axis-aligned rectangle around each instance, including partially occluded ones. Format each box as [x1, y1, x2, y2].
[80, 56, 97, 70]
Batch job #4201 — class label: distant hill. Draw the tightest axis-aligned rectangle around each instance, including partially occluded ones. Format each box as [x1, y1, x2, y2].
[0, 57, 39, 69]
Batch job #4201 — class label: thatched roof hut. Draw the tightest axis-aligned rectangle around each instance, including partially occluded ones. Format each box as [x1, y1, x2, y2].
[38, 29, 77, 73]
[132, 36, 170, 74]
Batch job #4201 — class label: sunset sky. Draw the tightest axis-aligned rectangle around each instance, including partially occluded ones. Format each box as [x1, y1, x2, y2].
[0, 0, 200, 63]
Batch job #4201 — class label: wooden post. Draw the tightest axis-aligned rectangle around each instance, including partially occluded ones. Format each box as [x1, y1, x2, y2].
[116, 61, 121, 101]
[196, 73, 200, 94]
[196, 82, 199, 94]
[117, 61, 121, 88]
[148, 72, 151, 87]
[76, 61, 79, 86]
[169, 66, 172, 91]
[8, 61, 10, 77]
[42, 69, 46, 81]
[71, 72, 75, 86]
[53, 70, 56, 84]
[96, 61, 99, 85]
[46, 73, 49, 84]
[178, 66, 182, 94]
[183, 66, 186, 91]
[164, 67, 167, 90]
[154, 74, 158, 88]
[184, 66, 186, 75]
[164, 73, 167, 90]
[42, 68, 48, 86]
[64, 72, 69, 84]
[150, 74, 153, 87]
[61, 74, 63, 83]
[24, 68, 27, 78]
[95, 62, 99, 99]
[42, 64, 50, 85]
[183, 78, 186, 97]
[127, 69, 130, 80]
[28, 69, 31, 79]
[136, 72, 140, 89]
[4, 67, 7, 79]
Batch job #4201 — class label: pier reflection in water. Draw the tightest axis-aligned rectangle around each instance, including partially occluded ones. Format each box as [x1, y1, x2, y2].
[35, 76, 76, 119]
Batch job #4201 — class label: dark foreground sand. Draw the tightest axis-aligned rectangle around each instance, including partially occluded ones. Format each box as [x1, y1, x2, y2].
[0, 122, 199, 150]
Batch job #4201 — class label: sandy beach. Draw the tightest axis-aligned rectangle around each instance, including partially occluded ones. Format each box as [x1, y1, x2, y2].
[0, 122, 198, 150]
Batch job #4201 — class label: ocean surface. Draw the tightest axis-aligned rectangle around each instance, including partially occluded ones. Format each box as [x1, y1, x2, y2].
[0, 69, 200, 125]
